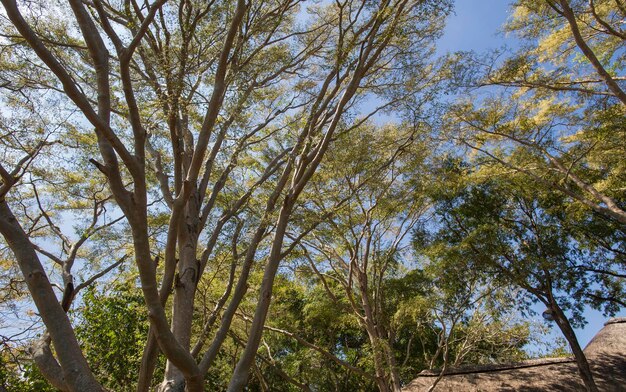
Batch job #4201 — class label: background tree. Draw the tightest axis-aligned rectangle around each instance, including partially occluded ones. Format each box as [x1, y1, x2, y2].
[415, 159, 624, 391]
[75, 282, 160, 392]
[254, 125, 533, 392]
[436, 4, 626, 388]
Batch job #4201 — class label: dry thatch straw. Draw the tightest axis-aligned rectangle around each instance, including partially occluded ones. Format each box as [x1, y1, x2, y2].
[403, 318, 626, 392]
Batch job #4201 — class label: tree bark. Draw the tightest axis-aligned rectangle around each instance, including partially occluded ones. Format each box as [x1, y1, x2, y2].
[30, 334, 70, 392]
[0, 202, 105, 392]
[137, 329, 160, 392]
[161, 200, 201, 391]
[556, 0, 626, 106]
[549, 298, 599, 392]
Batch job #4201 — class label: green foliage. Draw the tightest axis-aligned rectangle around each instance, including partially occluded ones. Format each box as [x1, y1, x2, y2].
[0, 1, 623, 390]
[417, 160, 624, 326]
[75, 283, 158, 392]
[0, 352, 55, 392]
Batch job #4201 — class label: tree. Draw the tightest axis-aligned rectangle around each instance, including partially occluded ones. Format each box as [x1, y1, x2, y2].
[437, 5, 626, 388]
[0, 0, 452, 390]
[416, 159, 624, 392]
[75, 282, 159, 392]
[445, 0, 626, 226]
[291, 125, 428, 392]
[265, 125, 532, 392]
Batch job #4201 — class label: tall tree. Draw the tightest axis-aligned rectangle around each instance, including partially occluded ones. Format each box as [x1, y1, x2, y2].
[293, 125, 428, 392]
[275, 125, 531, 391]
[0, 0, 451, 390]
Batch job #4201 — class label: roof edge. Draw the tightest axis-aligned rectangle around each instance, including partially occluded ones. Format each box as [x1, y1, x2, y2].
[415, 357, 576, 378]
[604, 317, 626, 326]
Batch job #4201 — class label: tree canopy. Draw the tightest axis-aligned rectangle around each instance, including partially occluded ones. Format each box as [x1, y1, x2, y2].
[0, 1, 623, 392]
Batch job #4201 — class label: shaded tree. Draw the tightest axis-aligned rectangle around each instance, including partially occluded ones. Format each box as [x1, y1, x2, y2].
[416, 160, 624, 392]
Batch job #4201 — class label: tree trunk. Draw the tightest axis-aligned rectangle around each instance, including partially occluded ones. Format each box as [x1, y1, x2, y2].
[550, 299, 599, 392]
[0, 202, 105, 392]
[384, 330, 403, 392]
[161, 201, 201, 391]
[227, 201, 294, 391]
[365, 326, 393, 392]
[359, 274, 393, 392]
[137, 329, 160, 392]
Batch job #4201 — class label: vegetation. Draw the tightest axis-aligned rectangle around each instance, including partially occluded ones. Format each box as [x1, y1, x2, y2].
[0, 0, 623, 391]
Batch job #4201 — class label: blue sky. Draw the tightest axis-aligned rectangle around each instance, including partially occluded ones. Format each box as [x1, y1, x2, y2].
[437, 0, 625, 349]
[438, 0, 514, 54]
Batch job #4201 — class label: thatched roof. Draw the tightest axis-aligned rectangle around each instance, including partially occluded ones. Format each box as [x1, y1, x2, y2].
[403, 318, 626, 392]
[583, 317, 626, 357]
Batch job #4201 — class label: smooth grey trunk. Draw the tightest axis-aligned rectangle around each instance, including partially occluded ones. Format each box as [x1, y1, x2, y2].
[227, 201, 294, 391]
[137, 329, 159, 392]
[126, 204, 203, 392]
[0, 202, 105, 392]
[30, 334, 70, 392]
[162, 202, 201, 391]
